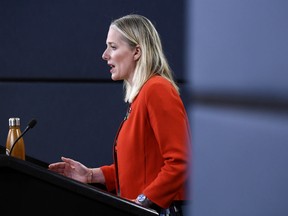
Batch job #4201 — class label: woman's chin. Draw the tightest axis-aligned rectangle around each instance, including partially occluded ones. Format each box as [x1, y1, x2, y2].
[111, 74, 121, 81]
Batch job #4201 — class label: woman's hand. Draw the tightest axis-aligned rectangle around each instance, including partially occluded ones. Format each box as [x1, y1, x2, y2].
[48, 156, 90, 183]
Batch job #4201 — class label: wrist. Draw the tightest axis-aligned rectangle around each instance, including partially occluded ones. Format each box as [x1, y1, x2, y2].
[136, 194, 153, 208]
[87, 168, 93, 183]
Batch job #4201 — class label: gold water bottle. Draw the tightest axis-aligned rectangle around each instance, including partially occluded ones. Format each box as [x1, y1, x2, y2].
[5, 117, 26, 160]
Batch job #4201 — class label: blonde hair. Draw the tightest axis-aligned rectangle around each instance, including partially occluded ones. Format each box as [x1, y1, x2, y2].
[111, 14, 179, 103]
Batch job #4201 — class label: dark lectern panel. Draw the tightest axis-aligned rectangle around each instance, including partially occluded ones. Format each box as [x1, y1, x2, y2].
[0, 155, 158, 215]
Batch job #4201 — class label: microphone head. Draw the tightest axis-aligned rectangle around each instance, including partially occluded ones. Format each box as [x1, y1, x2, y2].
[28, 119, 37, 128]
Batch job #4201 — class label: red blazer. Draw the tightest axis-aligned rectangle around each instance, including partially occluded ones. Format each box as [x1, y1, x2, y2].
[101, 75, 191, 208]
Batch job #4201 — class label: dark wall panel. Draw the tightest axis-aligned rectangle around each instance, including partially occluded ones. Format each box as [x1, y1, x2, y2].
[0, 0, 186, 80]
[0, 82, 127, 166]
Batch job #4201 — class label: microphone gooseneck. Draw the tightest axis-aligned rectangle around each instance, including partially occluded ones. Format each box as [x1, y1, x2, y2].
[8, 119, 37, 156]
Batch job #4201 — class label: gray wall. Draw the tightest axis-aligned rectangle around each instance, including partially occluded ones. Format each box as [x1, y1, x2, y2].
[186, 0, 288, 215]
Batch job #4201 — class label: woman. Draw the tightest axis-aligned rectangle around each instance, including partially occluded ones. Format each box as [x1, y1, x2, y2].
[48, 14, 191, 216]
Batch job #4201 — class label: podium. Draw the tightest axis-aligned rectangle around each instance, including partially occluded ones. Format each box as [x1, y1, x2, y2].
[0, 153, 158, 216]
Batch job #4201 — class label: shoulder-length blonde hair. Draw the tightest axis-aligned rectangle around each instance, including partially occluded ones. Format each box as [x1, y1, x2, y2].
[110, 14, 179, 103]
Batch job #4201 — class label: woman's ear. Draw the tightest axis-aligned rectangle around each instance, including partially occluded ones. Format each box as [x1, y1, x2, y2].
[133, 45, 141, 61]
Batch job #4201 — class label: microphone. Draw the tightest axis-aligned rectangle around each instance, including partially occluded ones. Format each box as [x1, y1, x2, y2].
[8, 119, 37, 156]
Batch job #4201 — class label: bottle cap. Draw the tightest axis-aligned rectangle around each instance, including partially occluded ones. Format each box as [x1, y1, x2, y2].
[9, 117, 20, 126]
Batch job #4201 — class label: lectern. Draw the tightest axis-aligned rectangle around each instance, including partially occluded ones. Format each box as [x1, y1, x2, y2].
[0, 153, 158, 216]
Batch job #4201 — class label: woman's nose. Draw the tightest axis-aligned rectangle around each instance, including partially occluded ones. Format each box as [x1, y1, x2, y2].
[102, 50, 109, 60]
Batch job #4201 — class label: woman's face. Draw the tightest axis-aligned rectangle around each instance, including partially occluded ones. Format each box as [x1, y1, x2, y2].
[102, 27, 140, 84]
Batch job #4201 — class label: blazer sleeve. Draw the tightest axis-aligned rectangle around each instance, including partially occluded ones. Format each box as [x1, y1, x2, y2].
[100, 164, 116, 192]
[142, 80, 191, 208]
